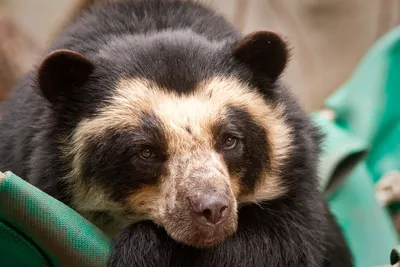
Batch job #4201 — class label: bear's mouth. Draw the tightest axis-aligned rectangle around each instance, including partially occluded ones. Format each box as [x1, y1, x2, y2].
[196, 222, 230, 244]
[161, 206, 238, 248]
[174, 225, 234, 248]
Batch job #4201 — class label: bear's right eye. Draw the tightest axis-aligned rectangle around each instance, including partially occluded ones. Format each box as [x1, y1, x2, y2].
[139, 148, 157, 160]
[223, 136, 238, 150]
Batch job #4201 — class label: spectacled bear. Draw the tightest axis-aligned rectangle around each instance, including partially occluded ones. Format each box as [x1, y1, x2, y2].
[0, 0, 353, 266]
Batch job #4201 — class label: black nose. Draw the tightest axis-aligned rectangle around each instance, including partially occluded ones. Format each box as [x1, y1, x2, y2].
[188, 191, 230, 225]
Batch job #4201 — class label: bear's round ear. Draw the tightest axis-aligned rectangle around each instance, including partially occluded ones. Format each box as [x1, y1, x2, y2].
[37, 49, 94, 104]
[233, 31, 289, 83]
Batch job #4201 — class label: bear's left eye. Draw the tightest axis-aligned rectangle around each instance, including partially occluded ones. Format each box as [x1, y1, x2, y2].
[139, 148, 157, 160]
[222, 136, 238, 150]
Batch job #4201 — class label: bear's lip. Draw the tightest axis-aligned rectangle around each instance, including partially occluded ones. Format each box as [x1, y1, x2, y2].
[183, 222, 232, 248]
[161, 197, 238, 248]
[162, 217, 233, 248]
[189, 209, 231, 227]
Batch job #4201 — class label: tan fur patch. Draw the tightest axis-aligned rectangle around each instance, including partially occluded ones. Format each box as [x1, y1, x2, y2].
[196, 77, 293, 204]
[62, 75, 293, 236]
[128, 184, 162, 220]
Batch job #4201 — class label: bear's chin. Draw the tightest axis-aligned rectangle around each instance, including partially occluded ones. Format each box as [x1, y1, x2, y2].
[169, 227, 234, 248]
[162, 216, 238, 248]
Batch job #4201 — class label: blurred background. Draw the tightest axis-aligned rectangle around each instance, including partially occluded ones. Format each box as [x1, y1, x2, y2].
[0, 0, 399, 111]
[1, 1, 400, 266]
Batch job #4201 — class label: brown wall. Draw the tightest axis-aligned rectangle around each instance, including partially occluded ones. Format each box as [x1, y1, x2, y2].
[1, 0, 399, 111]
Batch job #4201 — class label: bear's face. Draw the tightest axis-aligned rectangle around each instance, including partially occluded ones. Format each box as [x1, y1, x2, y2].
[37, 31, 292, 247]
[67, 76, 292, 247]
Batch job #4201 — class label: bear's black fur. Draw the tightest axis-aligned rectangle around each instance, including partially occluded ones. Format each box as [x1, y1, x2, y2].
[0, 1, 353, 266]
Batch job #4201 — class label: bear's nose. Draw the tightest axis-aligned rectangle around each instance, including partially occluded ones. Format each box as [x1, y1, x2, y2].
[188, 191, 230, 225]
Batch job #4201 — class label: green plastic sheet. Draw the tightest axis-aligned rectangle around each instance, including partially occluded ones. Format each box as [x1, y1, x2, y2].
[0, 171, 112, 267]
[314, 25, 400, 267]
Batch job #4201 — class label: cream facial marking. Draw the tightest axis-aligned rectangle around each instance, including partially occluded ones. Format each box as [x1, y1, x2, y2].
[64, 75, 293, 228]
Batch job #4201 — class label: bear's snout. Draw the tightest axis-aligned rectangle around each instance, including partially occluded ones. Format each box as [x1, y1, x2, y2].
[188, 190, 230, 226]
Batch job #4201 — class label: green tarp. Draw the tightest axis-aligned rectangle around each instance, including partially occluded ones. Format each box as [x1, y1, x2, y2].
[0, 171, 111, 267]
[314, 25, 400, 267]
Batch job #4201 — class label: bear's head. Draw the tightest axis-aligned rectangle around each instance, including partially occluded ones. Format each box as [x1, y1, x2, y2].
[37, 30, 293, 248]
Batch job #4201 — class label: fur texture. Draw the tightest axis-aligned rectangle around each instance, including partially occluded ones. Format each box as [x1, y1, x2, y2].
[0, 0, 353, 266]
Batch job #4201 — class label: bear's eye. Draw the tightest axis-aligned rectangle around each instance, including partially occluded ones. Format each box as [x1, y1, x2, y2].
[139, 148, 157, 160]
[222, 136, 238, 150]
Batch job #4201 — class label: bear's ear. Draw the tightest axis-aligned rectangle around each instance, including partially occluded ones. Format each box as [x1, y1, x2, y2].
[37, 49, 94, 105]
[233, 31, 289, 83]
